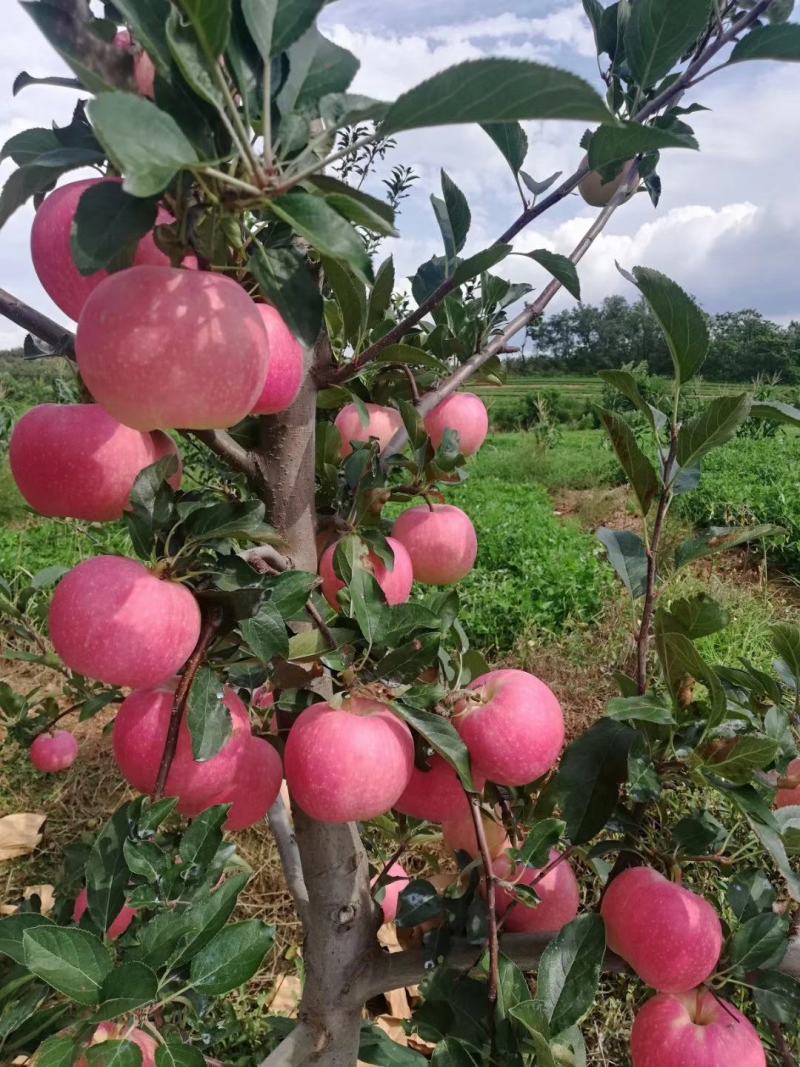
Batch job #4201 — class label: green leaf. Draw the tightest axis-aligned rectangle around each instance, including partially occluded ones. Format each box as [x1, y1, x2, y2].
[381, 58, 609, 134]
[730, 22, 800, 63]
[749, 818, 800, 902]
[269, 191, 372, 283]
[677, 394, 752, 470]
[88, 93, 199, 198]
[322, 256, 367, 347]
[240, 603, 289, 664]
[179, 805, 228, 868]
[626, 266, 708, 385]
[0, 914, 53, 964]
[325, 191, 397, 238]
[391, 702, 476, 792]
[751, 399, 800, 426]
[512, 819, 566, 868]
[598, 370, 667, 433]
[248, 244, 321, 348]
[359, 1023, 427, 1066]
[112, 0, 173, 73]
[240, 0, 277, 60]
[441, 170, 471, 257]
[589, 123, 697, 174]
[94, 962, 158, 1020]
[557, 720, 636, 844]
[156, 1044, 207, 1067]
[86, 803, 132, 937]
[728, 870, 777, 923]
[451, 244, 512, 285]
[166, 8, 225, 108]
[368, 256, 395, 326]
[21, 1, 116, 93]
[395, 879, 443, 928]
[32, 1037, 79, 1067]
[673, 812, 726, 854]
[675, 525, 783, 569]
[596, 527, 648, 599]
[655, 618, 726, 723]
[371, 344, 448, 372]
[277, 26, 359, 113]
[606, 695, 675, 725]
[71, 180, 159, 275]
[187, 667, 230, 761]
[703, 735, 780, 785]
[523, 249, 580, 301]
[729, 913, 789, 972]
[628, 735, 661, 802]
[750, 970, 800, 1025]
[85, 1041, 143, 1067]
[598, 409, 659, 516]
[0, 164, 58, 230]
[663, 593, 729, 639]
[535, 914, 606, 1034]
[772, 623, 800, 683]
[189, 920, 274, 993]
[178, 0, 231, 57]
[625, 0, 713, 87]
[481, 122, 528, 175]
[272, 0, 326, 53]
[1, 126, 60, 164]
[23, 926, 112, 1005]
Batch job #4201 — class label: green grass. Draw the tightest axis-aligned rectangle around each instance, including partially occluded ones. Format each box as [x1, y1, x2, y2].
[470, 430, 624, 491]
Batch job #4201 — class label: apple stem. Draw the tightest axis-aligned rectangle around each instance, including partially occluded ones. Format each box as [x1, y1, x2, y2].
[153, 605, 224, 799]
[469, 794, 499, 1044]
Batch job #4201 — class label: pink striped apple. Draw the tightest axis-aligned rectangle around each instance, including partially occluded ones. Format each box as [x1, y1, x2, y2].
[319, 536, 414, 609]
[394, 755, 485, 823]
[423, 392, 489, 456]
[392, 503, 477, 585]
[334, 402, 403, 457]
[29, 730, 78, 773]
[251, 304, 304, 415]
[493, 848, 579, 933]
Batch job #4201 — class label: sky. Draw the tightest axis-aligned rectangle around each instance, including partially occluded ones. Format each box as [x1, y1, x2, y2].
[1, 1, 799, 349]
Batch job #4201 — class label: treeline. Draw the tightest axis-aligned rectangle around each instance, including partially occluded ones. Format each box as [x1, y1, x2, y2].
[514, 296, 800, 383]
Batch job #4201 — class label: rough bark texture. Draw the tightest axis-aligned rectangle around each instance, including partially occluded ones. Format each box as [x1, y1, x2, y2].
[255, 337, 377, 1065]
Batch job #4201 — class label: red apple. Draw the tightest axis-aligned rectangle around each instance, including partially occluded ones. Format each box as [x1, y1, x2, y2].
[252, 685, 275, 710]
[493, 848, 579, 933]
[9, 404, 181, 522]
[392, 504, 477, 585]
[454, 669, 564, 787]
[284, 695, 414, 822]
[442, 810, 509, 859]
[776, 756, 800, 808]
[372, 862, 410, 923]
[334, 402, 404, 457]
[251, 305, 304, 415]
[630, 989, 766, 1067]
[114, 30, 156, 98]
[601, 866, 722, 993]
[394, 755, 485, 823]
[423, 392, 489, 456]
[77, 1023, 157, 1067]
[29, 730, 78, 773]
[177, 736, 283, 829]
[319, 536, 414, 610]
[49, 556, 201, 688]
[113, 684, 251, 807]
[30, 177, 173, 322]
[73, 886, 136, 941]
[76, 266, 269, 430]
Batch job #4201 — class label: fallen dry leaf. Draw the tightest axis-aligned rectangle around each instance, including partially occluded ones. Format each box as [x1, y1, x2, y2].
[375, 1015, 408, 1045]
[385, 985, 411, 1020]
[377, 923, 402, 953]
[0, 813, 46, 862]
[267, 974, 302, 1016]
[0, 884, 55, 917]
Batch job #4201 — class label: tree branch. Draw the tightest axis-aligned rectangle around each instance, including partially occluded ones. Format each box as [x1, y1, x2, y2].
[0, 289, 75, 357]
[258, 1019, 324, 1067]
[469, 797, 499, 1038]
[267, 793, 310, 926]
[187, 429, 259, 480]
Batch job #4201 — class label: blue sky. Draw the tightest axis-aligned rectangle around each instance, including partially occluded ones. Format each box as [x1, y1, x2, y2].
[1, 1, 799, 348]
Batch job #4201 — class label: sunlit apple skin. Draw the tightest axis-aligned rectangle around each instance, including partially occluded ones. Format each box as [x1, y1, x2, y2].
[334, 402, 404, 457]
[285, 696, 414, 822]
[630, 989, 766, 1067]
[29, 730, 78, 773]
[423, 392, 489, 456]
[442, 811, 509, 859]
[776, 756, 800, 807]
[454, 669, 564, 787]
[251, 305, 304, 415]
[319, 536, 414, 610]
[112, 684, 251, 807]
[77, 1023, 157, 1067]
[9, 404, 181, 522]
[372, 862, 410, 923]
[601, 866, 723, 993]
[493, 849, 580, 934]
[394, 755, 485, 822]
[49, 556, 201, 688]
[30, 177, 172, 322]
[392, 504, 477, 585]
[76, 266, 269, 431]
[73, 886, 136, 941]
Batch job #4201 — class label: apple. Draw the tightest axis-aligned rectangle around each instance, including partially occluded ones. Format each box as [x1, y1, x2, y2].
[396, 870, 458, 949]
[284, 695, 414, 822]
[30, 177, 173, 322]
[334, 402, 404, 457]
[392, 504, 478, 585]
[251, 305, 305, 415]
[76, 266, 269, 431]
[601, 866, 722, 993]
[73, 886, 136, 941]
[29, 730, 78, 773]
[252, 685, 275, 710]
[630, 989, 766, 1067]
[442, 810, 509, 859]
[113, 683, 251, 807]
[578, 156, 633, 207]
[319, 536, 414, 609]
[493, 848, 579, 934]
[9, 404, 181, 522]
[177, 736, 283, 829]
[454, 669, 564, 787]
[147, 430, 183, 487]
[394, 755, 485, 823]
[49, 556, 201, 688]
[372, 862, 410, 923]
[114, 29, 156, 98]
[77, 1023, 157, 1067]
[423, 392, 489, 456]
[776, 756, 800, 807]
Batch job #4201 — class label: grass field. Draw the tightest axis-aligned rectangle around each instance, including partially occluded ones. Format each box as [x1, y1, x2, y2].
[472, 374, 777, 401]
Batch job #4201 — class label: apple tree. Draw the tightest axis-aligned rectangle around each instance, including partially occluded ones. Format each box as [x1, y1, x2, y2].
[2, 1, 800, 1065]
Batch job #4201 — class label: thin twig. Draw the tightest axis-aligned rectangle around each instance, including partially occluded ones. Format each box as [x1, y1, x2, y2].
[305, 598, 336, 649]
[154, 606, 224, 798]
[469, 795, 499, 1043]
[187, 429, 258, 480]
[267, 793, 310, 925]
[0, 289, 75, 357]
[769, 1020, 798, 1067]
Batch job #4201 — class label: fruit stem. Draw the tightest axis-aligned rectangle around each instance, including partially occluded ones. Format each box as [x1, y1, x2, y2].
[469, 794, 499, 1048]
[153, 605, 224, 799]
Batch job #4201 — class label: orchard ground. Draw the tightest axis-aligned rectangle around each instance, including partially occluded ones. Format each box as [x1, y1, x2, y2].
[3, 367, 799, 1064]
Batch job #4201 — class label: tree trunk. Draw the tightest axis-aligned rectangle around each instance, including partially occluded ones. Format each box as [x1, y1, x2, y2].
[255, 337, 377, 1066]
